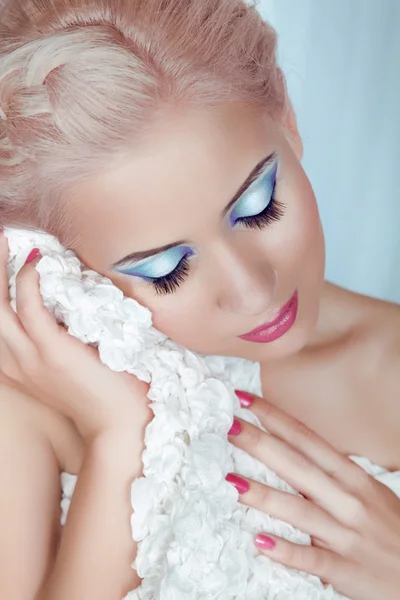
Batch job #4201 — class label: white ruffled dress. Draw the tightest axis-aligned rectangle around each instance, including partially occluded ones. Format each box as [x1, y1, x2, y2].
[6, 227, 400, 600]
[60, 355, 400, 600]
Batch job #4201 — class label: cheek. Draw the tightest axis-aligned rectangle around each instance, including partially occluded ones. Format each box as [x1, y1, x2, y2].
[152, 302, 194, 339]
[114, 277, 214, 348]
[278, 170, 325, 274]
[284, 174, 326, 327]
[295, 182, 323, 261]
[153, 299, 219, 351]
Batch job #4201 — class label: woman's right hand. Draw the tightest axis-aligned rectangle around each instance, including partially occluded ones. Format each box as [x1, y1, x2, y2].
[0, 231, 153, 446]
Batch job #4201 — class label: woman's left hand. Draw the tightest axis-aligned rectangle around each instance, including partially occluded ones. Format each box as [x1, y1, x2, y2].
[226, 390, 400, 600]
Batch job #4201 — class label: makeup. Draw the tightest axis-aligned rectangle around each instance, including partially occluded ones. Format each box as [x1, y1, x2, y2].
[225, 473, 250, 494]
[229, 157, 283, 230]
[115, 245, 194, 279]
[111, 155, 284, 296]
[114, 245, 195, 294]
[238, 291, 298, 343]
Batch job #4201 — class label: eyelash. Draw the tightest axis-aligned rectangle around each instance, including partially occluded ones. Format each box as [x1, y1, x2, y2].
[148, 256, 191, 296]
[234, 181, 284, 229]
[148, 180, 284, 295]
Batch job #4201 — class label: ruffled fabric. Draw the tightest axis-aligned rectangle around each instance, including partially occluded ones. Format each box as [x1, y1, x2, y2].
[6, 227, 400, 600]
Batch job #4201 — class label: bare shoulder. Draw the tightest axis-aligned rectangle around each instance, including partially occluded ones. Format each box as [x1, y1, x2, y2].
[322, 283, 400, 368]
[0, 383, 84, 598]
[261, 284, 400, 468]
[0, 381, 85, 475]
[351, 290, 400, 374]
[338, 288, 400, 467]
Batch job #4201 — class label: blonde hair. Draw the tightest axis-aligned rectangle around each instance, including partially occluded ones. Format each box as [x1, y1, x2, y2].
[0, 0, 287, 245]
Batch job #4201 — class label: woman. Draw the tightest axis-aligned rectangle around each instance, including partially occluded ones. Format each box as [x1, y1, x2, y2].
[0, 0, 399, 598]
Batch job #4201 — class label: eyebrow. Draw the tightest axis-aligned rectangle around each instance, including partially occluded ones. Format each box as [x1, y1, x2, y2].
[110, 151, 276, 269]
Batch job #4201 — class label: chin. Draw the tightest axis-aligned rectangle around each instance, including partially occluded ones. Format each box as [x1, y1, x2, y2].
[229, 332, 306, 363]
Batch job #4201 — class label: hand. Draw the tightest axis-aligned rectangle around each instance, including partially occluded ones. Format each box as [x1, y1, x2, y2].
[0, 232, 153, 445]
[226, 390, 400, 600]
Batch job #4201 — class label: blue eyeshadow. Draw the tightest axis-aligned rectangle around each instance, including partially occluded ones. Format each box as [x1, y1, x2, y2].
[115, 245, 194, 280]
[229, 159, 278, 226]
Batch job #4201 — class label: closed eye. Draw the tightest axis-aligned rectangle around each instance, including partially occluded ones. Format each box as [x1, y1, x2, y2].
[115, 245, 195, 295]
[229, 157, 284, 229]
[232, 179, 284, 229]
[112, 157, 283, 295]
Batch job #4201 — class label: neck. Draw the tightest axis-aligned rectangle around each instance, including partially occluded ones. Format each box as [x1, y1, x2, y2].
[305, 281, 366, 351]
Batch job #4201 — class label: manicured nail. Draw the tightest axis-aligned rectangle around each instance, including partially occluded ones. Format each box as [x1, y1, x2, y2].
[25, 248, 41, 264]
[255, 533, 276, 550]
[235, 390, 254, 408]
[226, 473, 249, 494]
[228, 418, 242, 436]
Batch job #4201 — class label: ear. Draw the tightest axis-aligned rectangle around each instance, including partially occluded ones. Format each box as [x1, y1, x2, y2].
[280, 97, 303, 161]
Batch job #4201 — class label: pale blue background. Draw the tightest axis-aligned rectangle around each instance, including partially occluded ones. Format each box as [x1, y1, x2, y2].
[259, 0, 400, 302]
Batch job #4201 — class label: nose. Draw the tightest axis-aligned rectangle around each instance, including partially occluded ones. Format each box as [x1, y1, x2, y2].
[216, 247, 276, 317]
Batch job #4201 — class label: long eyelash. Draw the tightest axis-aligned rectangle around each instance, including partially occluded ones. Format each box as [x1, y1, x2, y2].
[238, 186, 285, 230]
[147, 185, 282, 295]
[150, 256, 191, 295]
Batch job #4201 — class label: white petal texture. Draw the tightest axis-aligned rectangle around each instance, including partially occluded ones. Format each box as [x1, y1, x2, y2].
[6, 227, 400, 600]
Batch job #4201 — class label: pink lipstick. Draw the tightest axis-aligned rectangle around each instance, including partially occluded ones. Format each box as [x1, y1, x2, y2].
[238, 291, 298, 343]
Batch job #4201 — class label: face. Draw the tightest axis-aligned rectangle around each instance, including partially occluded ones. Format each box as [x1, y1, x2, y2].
[67, 101, 325, 364]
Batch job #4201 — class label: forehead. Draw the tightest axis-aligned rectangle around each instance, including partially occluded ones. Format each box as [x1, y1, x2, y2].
[67, 102, 279, 267]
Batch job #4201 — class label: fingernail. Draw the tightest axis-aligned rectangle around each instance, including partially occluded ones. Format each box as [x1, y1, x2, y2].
[228, 418, 242, 436]
[255, 533, 276, 550]
[25, 248, 41, 264]
[235, 390, 254, 408]
[226, 473, 249, 494]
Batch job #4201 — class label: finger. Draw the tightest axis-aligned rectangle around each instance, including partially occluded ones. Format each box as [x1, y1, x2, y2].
[0, 339, 24, 381]
[0, 230, 17, 312]
[0, 228, 10, 304]
[253, 532, 353, 588]
[229, 417, 359, 527]
[15, 250, 63, 348]
[235, 390, 370, 494]
[227, 474, 349, 552]
[0, 231, 33, 354]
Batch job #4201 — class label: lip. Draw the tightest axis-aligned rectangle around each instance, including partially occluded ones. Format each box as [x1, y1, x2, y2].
[238, 291, 298, 343]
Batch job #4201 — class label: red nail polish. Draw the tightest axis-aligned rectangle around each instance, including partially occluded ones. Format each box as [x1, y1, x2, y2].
[255, 533, 276, 550]
[235, 390, 254, 408]
[226, 473, 249, 494]
[228, 418, 242, 436]
[25, 248, 41, 264]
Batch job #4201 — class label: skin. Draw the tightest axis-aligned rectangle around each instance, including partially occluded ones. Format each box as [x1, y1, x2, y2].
[67, 100, 400, 467]
[227, 391, 400, 600]
[0, 99, 399, 598]
[69, 102, 324, 363]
